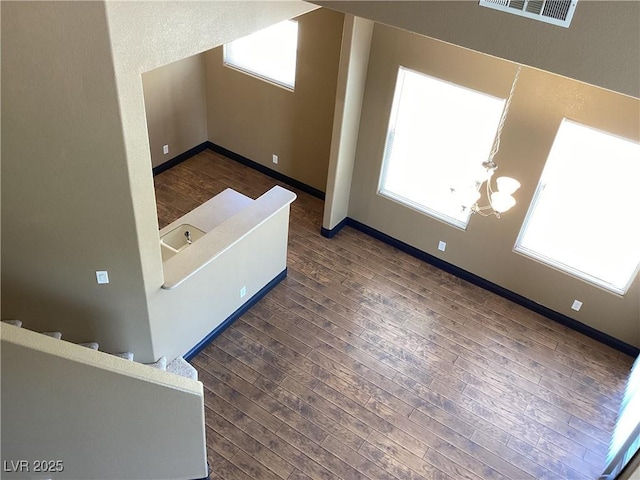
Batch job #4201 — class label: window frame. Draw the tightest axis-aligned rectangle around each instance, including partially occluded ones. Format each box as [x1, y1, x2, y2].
[514, 118, 640, 295]
[377, 66, 507, 230]
[222, 19, 298, 91]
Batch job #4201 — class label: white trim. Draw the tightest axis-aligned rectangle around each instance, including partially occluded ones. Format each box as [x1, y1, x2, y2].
[378, 189, 469, 231]
[376, 66, 504, 231]
[222, 60, 296, 92]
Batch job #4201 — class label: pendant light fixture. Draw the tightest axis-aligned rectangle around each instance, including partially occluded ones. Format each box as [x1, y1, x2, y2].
[454, 65, 522, 218]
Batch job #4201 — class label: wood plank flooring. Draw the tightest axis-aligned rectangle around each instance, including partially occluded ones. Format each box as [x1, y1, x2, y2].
[154, 150, 635, 480]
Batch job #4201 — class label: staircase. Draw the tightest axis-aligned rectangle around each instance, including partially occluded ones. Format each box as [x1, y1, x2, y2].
[1, 319, 197, 380]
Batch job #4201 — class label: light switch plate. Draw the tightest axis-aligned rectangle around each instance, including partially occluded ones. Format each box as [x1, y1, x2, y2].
[438, 241, 446, 252]
[571, 300, 583, 311]
[96, 271, 110, 285]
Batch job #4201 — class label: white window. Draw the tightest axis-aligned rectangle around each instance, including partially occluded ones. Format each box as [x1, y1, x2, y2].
[379, 67, 506, 229]
[515, 119, 640, 294]
[223, 20, 298, 90]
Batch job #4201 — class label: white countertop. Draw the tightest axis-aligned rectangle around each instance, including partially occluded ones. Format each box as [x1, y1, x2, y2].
[159, 188, 253, 236]
[160, 186, 296, 290]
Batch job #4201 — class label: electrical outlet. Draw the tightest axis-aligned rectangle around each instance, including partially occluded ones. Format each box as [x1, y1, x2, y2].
[272, 154, 278, 164]
[438, 241, 446, 252]
[571, 300, 583, 311]
[163, 144, 169, 155]
[240, 286, 247, 298]
[96, 271, 110, 285]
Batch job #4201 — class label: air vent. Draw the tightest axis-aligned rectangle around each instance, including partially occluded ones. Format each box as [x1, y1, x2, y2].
[479, 0, 577, 27]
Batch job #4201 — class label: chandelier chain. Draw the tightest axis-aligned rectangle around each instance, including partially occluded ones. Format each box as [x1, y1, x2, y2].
[488, 65, 522, 162]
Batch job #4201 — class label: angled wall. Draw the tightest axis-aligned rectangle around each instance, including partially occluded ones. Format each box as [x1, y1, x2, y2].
[312, 0, 640, 98]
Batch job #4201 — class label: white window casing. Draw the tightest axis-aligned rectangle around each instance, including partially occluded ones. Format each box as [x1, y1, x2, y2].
[378, 67, 506, 229]
[223, 20, 298, 90]
[515, 119, 640, 295]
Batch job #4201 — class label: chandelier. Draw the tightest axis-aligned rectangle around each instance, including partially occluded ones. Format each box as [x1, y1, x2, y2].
[454, 65, 522, 218]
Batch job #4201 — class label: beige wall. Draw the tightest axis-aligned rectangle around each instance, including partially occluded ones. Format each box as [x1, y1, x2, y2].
[323, 15, 374, 231]
[204, 8, 344, 192]
[313, 0, 640, 99]
[142, 54, 208, 168]
[347, 24, 640, 347]
[1, 1, 155, 359]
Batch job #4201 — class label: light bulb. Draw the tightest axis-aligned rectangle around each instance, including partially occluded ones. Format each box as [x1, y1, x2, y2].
[490, 191, 516, 213]
[496, 176, 521, 195]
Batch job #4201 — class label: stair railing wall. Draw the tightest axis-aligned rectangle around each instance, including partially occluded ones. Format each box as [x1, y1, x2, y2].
[0, 323, 208, 480]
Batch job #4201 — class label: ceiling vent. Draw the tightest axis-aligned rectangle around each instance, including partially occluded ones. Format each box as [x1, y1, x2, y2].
[479, 0, 578, 27]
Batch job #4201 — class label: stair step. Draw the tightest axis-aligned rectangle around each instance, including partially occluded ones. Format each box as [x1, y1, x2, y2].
[145, 356, 167, 371]
[167, 356, 198, 381]
[42, 331, 62, 340]
[3, 320, 196, 382]
[113, 352, 134, 361]
[2, 319, 22, 328]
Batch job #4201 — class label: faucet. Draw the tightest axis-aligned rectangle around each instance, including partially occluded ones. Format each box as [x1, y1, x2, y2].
[184, 230, 192, 245]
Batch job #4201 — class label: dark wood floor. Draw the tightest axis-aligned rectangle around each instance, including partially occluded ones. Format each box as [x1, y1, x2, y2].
[155, 150, 634, 480]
